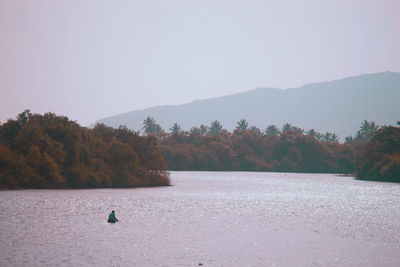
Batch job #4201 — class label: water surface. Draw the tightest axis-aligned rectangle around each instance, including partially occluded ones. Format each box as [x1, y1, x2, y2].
[1, 172, 399, 266]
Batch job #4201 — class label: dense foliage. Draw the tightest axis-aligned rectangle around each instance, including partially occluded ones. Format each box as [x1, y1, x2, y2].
[2, 110, 397, 188]
[0, 111, 170, 188]
[158, 126, 359, 174]
[356, 124, 400, 182]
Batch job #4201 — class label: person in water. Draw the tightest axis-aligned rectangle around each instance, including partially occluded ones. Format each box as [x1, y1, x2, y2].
[107, 210, 118, 223]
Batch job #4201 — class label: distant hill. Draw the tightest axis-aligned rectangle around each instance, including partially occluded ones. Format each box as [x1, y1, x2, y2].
[93, 72, 400, 139]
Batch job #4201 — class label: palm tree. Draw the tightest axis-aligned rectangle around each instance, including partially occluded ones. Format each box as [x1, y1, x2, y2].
[265, 125, 281, 136]
[142, 116, 163, 135]
[306, 129, 317, 138]
[291, 126, 304, 134]
[169, 122, 181, 135]
[323, 132, 332, 142]
[235, 119, 249, 131]
[199, 124, 208, 135]
[345, 136, 354, 144]
[142, 117, 155, 134]
[209, 120, 223, 136]
[330, 133, 339, 143]
[315, 132, 323, 141]
[155, 124, 163, 133]
[189, 126, 201, 136]
[355, 120, 378, 142]
[282, 123, 292, 133]
[322, 131, 338, 142]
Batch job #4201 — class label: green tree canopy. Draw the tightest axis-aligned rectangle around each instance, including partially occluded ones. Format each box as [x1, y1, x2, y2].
[235, 119, 249, 131]
[355, 120, 378, 142]
[265, 125, 281, 136]
[189, 126, 201, 136]
[209, 121, 223, 136]
[170, 122, 182, 135]
[199, 124, 208, 135]
[142, 117, 163, 135]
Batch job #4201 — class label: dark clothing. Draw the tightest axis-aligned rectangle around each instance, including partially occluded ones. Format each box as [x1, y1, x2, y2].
[108, 212, 118, 223]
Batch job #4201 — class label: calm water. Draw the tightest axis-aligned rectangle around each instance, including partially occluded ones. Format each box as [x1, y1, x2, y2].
[1, 171, 400, 266]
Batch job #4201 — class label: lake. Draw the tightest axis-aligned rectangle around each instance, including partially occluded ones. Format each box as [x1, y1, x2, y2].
[1, 171, 399, 266]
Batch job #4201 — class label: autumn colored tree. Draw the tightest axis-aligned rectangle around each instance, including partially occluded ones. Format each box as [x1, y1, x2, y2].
[0, 111, 170, 189]
[356, 125, 400, 182]
[249, 126, 262, 136]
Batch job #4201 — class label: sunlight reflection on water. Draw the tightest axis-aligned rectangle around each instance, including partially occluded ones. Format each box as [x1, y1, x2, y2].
[1, 171, 399, 266]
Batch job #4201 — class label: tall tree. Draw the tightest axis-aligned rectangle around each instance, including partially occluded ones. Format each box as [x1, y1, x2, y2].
[282, 123, 303, 134]
[319, 132, 339, 143]
[345, 136, 354, 144]
[209, 121, 223, 136]
[306, 129, 317, 138]
[17, 109, 32, 126]
[189, 126, 201, 136]
[142, 117, 163, 135]
[199, 124, 208, 135]
[265, 125, 281, 136]
[355, 120, 378, 142]
[282, 123, 292, 133]
[169, 122, 182, 135]
[235, 119, 249, 131]
[315, 132, 323, 141]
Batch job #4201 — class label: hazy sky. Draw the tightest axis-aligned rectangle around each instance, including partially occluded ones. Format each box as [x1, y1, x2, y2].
[1, 0, 399, 126]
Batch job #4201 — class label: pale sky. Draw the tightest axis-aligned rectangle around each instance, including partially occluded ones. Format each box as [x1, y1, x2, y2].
[1, 0, 399, 126]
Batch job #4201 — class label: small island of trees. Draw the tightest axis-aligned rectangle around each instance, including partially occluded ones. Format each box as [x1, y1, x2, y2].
[0, 110, 170, 188]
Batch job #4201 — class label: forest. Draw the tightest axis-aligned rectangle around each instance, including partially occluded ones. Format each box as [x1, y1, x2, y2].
[0, 110, 170, 188]
[143, 117, 400, 181]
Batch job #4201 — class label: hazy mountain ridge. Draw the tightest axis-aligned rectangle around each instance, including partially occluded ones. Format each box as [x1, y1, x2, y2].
[93, 72, 400, 139]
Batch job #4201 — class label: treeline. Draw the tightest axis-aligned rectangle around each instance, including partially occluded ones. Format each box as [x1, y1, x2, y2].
[0, 110, 170, 189]
[2, 110, 396, 188]
[140, 117, 374, 174]
[149, 117, 399, 180]
[356, 123, 400, 182]
[158, 130, 357, 173]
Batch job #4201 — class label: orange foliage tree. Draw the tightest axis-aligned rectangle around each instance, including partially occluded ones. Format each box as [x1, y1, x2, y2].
[0, 110, 170, 188]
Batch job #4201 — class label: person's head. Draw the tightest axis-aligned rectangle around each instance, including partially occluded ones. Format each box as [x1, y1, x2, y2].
[112, 210, 115, 213]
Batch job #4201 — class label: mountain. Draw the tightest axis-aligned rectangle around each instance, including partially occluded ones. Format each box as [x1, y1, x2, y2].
[93, 71, 400, 139]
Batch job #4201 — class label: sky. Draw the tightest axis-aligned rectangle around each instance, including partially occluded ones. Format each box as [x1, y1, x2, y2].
[1, 0, 399, 126]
